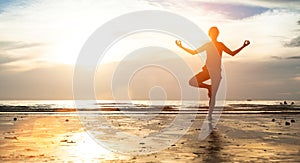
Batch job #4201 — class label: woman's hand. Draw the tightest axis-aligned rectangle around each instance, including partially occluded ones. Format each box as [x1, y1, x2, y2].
[175, 40, 182, 47]
[243, 40, 250, 47]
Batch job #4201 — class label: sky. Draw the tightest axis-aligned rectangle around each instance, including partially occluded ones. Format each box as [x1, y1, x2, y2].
[0, 0, 299, 100]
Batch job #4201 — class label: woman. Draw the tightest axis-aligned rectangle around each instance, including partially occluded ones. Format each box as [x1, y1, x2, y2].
[176, 26, 250, 104]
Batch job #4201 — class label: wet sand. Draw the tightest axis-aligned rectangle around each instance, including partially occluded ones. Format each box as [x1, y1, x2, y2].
[0, 112, 299, 162]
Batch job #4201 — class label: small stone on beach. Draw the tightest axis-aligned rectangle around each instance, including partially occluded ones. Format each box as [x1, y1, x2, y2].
[13, 117, 17, 121]
[291, 119, 295, 123]
[272, 118, 275, 122]
[4, 136, 17, 140]
[65, 119, 69, 122]
[285, 121, 290, 126]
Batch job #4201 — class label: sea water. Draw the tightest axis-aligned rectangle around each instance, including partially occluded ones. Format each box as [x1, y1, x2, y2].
[0, 100, 299, 114]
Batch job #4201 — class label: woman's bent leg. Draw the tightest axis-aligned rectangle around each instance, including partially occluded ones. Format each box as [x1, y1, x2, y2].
[189, 69, 210, 89]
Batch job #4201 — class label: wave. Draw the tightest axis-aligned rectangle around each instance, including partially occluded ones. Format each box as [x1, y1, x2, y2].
[0, 101, 299, 114]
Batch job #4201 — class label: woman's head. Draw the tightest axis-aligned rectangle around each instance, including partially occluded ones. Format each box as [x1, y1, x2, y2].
[208, 26, 219, 40]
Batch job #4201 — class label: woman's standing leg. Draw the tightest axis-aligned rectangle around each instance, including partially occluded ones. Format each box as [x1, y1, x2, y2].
[207, 68, 222, 117]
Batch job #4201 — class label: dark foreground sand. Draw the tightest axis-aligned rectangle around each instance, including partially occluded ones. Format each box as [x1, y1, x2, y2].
[0, 112, 299, 162]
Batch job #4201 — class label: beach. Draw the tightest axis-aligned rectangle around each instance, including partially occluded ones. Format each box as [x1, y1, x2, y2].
[0, 100, 300, 162]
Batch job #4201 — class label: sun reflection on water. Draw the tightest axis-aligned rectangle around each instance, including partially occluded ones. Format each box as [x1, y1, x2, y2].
[63, 132, 122, 162]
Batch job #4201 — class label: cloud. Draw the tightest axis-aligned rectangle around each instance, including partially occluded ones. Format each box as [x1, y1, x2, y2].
[0, 54, 24, 64]
[0, 41, 43, 65]
[0, 41, 42, 50]
[145, 0, 271, 19]
[0, 64, 73, 99]
[234, 0, 300, 10]
[0, 1, 16, 13]
[286, 56, 300, 59]
[270, 56, 283, 60]
[284, 20, 300, 47]
[260, 0, 300, 6]
[191, 2, 270, 19]
[223, 58, 300, 100]
[0, 0, 30, 14]
[0, 41, 44, 71]
[0, 53, 39, 72]
[285, 36, 300, 47]
[270, 55, 300, 60]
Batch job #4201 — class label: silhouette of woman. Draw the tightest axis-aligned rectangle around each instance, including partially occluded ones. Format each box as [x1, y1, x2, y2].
[176, 26, 250, 107]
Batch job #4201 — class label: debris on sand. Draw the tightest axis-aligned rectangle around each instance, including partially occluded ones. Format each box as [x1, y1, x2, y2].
[4, 136, 18, 140]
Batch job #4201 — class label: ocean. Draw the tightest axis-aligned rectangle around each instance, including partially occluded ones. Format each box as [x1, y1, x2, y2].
[0, 100, 299, 114]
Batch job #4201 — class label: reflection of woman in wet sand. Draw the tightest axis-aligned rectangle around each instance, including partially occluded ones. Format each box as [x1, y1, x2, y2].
[176, 27, 250, 105]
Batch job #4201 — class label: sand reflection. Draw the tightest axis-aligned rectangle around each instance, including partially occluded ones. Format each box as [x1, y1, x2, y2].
[0, 115, 124, 162]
